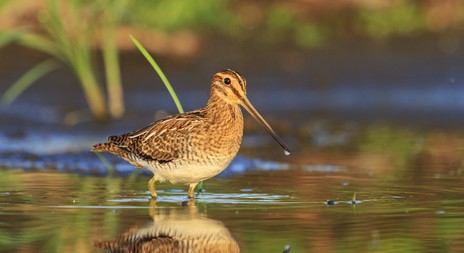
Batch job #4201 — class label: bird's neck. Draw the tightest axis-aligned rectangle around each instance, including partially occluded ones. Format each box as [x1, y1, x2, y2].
[204, 93, 243, 129]
[202, 89, 244, 157]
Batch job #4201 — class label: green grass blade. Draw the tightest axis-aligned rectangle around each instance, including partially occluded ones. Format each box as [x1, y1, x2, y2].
[195, 181, 204, 195]
[103, 36, 125, 118]
[129, 35, 184, 113]
[2, 59, 61, 105]
[102, 14, 124, 119]
[18, 33, 63, 60]
[0, 30, 23, 48]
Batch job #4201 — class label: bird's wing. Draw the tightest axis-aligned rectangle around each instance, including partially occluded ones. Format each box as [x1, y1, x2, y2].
[108, 111, 205, 164]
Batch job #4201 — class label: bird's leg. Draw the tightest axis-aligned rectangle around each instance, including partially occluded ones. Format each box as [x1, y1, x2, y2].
[188, 183, 198, 199]
[148, 176, 157, 199]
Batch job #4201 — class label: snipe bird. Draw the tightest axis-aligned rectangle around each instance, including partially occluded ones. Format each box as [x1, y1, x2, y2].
[92, 69, 290, 199]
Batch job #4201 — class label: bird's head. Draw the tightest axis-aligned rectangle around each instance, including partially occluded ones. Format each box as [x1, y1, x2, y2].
[210, 69, 290, 155]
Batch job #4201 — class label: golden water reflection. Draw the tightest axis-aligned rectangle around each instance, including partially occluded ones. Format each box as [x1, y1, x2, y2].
[95, 203, 240, 253]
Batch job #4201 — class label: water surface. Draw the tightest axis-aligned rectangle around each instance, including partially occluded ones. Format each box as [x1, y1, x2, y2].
[1, 127, 463, 253]
[1, 38, 464, 252]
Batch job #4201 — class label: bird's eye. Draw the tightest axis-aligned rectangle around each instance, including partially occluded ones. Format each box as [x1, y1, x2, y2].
[224, 78, 231, 85]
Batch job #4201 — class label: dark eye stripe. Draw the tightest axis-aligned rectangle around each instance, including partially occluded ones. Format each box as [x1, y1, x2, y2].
[227, 69, 246, 91]
[231, 85, 242, 98]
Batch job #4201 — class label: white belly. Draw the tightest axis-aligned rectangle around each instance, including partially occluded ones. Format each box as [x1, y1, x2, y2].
[138, 157, 233, 184]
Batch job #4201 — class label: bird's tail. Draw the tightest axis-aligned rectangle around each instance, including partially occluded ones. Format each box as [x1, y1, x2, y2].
[92, 142, 143, 168]
[93, 134, 129, 152]
[91, 142, 113, 152]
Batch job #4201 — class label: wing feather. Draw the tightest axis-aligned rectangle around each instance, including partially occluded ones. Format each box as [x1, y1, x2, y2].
[108, 110, 205, 164]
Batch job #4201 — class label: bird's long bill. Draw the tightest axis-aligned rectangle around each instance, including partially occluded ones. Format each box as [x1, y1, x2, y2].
[241, 97, 290, 154]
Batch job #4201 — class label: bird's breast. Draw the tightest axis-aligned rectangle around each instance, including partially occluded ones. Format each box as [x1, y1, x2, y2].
[199, 105, 244, 159]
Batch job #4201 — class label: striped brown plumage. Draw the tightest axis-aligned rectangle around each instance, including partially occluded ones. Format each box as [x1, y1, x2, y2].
[92, 69, 289, 199]
[94, 208, 240, 252]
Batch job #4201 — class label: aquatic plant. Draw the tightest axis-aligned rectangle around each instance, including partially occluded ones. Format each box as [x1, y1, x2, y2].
[1, 0, 130, 121]
[130, 35, 184, 114]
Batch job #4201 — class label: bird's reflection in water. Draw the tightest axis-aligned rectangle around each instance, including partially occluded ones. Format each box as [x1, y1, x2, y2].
[95, 201, 240, 253]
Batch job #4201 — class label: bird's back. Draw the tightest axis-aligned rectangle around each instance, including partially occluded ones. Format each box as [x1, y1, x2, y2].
[93, 110, 206, 166]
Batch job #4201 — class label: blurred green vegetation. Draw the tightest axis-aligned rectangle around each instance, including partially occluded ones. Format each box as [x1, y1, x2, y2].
[358, 0, 426, 38]
[1, 0, 130, 121]
[358, 124, 421, 177]
[2, 0, 463, 49]
[131, 0, 234, 33]
[1, 0, 463, 121]
[126, 0, 463, 48]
